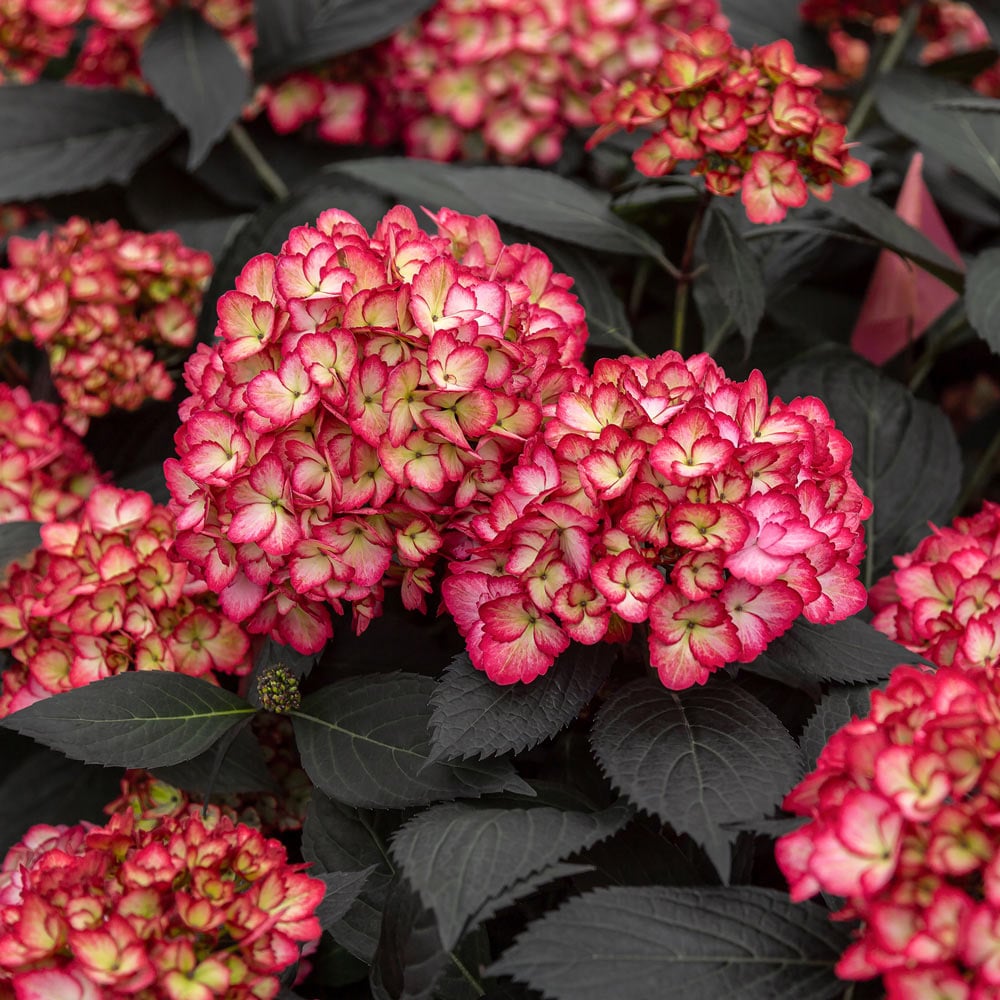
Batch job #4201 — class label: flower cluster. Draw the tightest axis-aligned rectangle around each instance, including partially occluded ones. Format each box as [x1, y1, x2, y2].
[167, 205, 588, 654]
[0, 485, 251, 718]
[801, 0, 1000, 100]
[0, 809, 323, 999]
[0, 0, 81, 82]
[442, 351, 872, 688]
[0, 384, 101, 523]
[332, 0, 730, 163]
[588, 25, 870, 224]
[7, 0, 255, 90]
[107, 717, 311, 835]
[777, 662, 1000, 999]
[0, 217, 213, 433]
[869, 502, 1000, 671]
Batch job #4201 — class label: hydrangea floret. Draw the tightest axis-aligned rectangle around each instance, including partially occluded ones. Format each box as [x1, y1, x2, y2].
[166, 204, 588, 655]
[0, 485, 251, 717]
[441, 350, 872, 688]
[0, 809, 323, 999]
[0, 384, 100, 523]
[0, 217, 213, 433]
[587, 24, 871, 223]
[869, 502, 1000, 672]
[777, 662, 1000, 999]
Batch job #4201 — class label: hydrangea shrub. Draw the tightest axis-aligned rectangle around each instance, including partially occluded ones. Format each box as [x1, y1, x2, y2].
[0, 1, 997, 998]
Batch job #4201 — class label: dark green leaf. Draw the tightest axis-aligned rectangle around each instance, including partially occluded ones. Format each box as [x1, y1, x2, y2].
[702, 202, 765, 347]
[429, 646, 614, 761]
[589, 676, 802, 876]
[933, 97, 1000, 113]
[331, 159, 667, 259]
[370, 879, 450, 1000]
[391, 802, 628, 949]
[579, 820, 717, 888]
[800, 684, 881, 769]
[195, 179, 388, 344]
[0, 521, 40, 574]
[328, 158, 480, 216]
[745, 616, 925, 686]
[150, 721, 276, 794]
[489, 886, 848, 1000]
[967, 247, 1000, 353]
[774, 356, 962, 585]
[0, 749, 121, 854]
[302, 793, 396, 962]
[448, 167, 667, 260]
[316, 869, 377, 931]
[824, 185, 965, 290]
[876, 70, 1000, 203]
[292, 672, 531, 809]
[1, 672, 255, 768]
[140, 8, 251, 168]
[0, 84, 178, 199]
[253, 0, 436, 78]
[722, 0, 822, 54]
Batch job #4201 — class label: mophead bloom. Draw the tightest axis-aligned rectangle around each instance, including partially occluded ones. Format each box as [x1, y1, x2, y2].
[259, 0, 729, 164]
[0, 809, 324, 999]
[167, 204, 588, 655]
[777, 662, 1000, 999]
[588, 24, 870, 223]
[0, 217, 213, 433]
[441, 350, 872, 687]
[0, 485, 251, 718]
[0, 384, 100, 523]
[870, 501, 1000, 671]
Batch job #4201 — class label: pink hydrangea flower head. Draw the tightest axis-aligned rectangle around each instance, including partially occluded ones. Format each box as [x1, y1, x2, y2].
[0, 809, 323, 998]
[869, 501, 1000, 671]
[0, 485, 251, 717]
[168, 204, 589, 654]
[442, 351, 872, 687]
[67, 0, 255, 88]
[0, 385, 101, 523]
[588, 24, 870, 223]
[257, 0, 728, 164]
[0, 0, 84, 81]
[0, 218, 213, 433]
[778, 661, 1000, 998]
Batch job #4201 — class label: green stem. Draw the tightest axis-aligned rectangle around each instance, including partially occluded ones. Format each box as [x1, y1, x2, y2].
[907, 309, 968, 393]
[846, 0, 922, 139]
[956, 421, 1000, 514]
[229, 123, 289, 201]
[629, 258, 651, 318]
[672, 192, 711, 354]
[448, 952, 486, 997]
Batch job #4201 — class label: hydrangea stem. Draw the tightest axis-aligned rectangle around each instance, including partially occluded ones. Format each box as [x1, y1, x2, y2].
[673, 192, 711, 354]
[229, 123, 290, 201]
[846, 0, 922, 139]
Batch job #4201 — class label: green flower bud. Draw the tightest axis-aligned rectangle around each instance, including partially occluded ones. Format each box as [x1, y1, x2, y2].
[256, 664, 301, 713]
